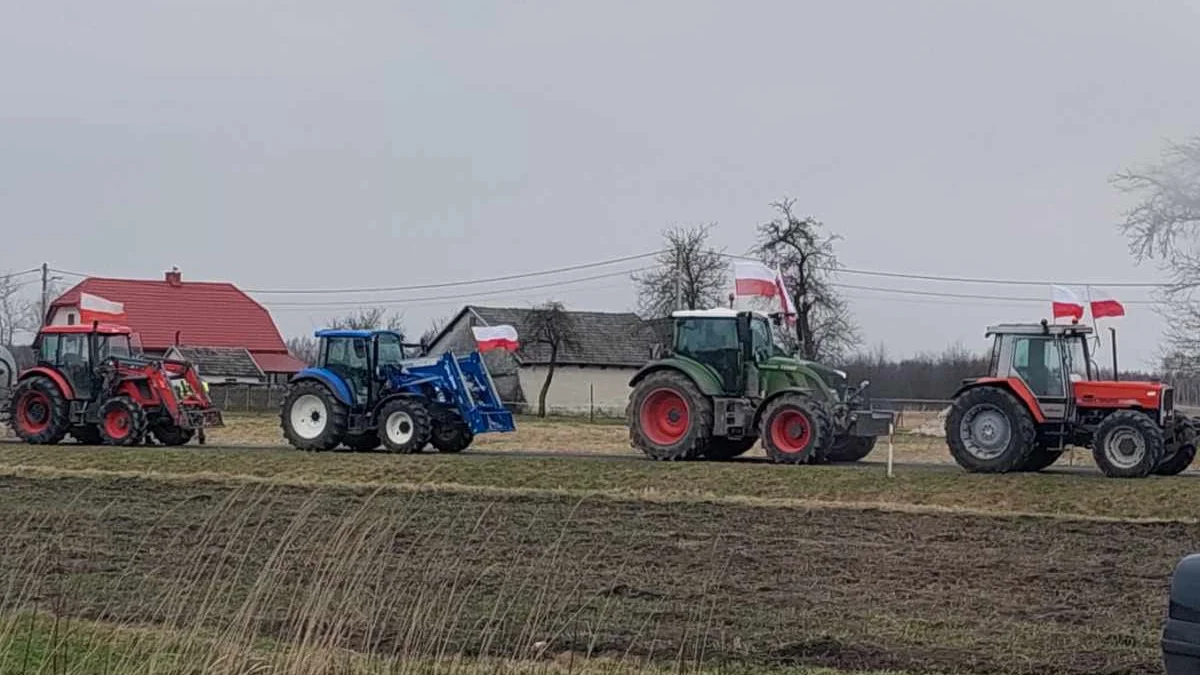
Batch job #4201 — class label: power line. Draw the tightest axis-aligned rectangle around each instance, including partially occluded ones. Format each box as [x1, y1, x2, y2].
[262, 266, 652, 308]
[834, 282, 1158, 305]
[244, 251, 663, 294]
[4, 267, 41, 279]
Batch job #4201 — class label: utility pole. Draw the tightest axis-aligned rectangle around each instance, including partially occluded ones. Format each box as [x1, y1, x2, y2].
[39, 263, 48, 327]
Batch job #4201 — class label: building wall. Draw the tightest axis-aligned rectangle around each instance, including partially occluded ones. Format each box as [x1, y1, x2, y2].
[48, 306, 80, 326]
[517, 365, 636, 416]
[431, 311, 525, 405]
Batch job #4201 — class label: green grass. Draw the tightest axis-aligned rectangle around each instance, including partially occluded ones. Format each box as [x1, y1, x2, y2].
[0, 443, 1193, 521]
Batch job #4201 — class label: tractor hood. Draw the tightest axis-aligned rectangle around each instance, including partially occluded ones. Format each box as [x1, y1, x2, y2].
[1075, 379, 1170, 408]
[795, 359, 848, 388]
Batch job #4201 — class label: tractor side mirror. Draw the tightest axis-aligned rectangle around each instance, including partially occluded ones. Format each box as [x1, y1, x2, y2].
[1163, 554, 1200, 673]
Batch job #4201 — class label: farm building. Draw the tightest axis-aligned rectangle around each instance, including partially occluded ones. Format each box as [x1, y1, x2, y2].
[47, 269, 305, 384]
[426, 305, 659, 416]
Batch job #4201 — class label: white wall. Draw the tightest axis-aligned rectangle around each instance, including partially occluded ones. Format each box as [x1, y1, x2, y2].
[517, 365, 637, 416]
[48, 306, 79, 326]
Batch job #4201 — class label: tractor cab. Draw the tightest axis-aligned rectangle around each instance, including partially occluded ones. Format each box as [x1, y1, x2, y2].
[312, 329, 424, 406]
[983, 322, 1093, 418]
[669, 308, 783, 395]
[33, 324, 143, 400]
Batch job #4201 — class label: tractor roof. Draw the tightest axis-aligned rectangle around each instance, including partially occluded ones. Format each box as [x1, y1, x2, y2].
[671, 308, 770, 319]
[985, 322, 1093, 337]
[40, 324, 132, 336]
[314, 329, 404, 340]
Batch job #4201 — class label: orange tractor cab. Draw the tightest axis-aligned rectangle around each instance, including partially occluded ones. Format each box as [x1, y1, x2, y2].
[6, 323, 223, 446]
[946, 321, 1196, 478]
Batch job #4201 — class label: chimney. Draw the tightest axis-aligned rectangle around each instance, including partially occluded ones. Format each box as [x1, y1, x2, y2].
[165, 266, 182, 287]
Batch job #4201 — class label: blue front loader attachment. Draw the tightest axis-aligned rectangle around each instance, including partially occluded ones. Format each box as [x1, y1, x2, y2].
[392, 351, 515, 436]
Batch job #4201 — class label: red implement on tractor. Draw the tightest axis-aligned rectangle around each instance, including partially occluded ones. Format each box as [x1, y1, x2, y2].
[946, 321, 1197, 478]
[6, 323, 223, 446]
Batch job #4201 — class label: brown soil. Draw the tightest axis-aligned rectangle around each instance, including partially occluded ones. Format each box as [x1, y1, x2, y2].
[0, 473, 1187, 675]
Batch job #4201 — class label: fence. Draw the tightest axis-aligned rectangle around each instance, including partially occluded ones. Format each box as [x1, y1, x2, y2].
[208, 384, 289, 413]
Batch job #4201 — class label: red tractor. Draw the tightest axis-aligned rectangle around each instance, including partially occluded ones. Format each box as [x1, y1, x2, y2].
[6, 323, 223, 446]
[946, 321, 1197, 478]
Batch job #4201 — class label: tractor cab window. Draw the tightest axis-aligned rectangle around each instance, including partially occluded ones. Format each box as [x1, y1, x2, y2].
[324, 337, 371, 400]
[97, 335, 133, 360]
[750, 317, 776, 362]
[676, 318, 741, 391]
[38, 335, 60, 364]
[1064, 337, 1090, 382]
[58, 334, 93, 397]
[376, 333, 406, 368]
[1011, 337, 1066, 398]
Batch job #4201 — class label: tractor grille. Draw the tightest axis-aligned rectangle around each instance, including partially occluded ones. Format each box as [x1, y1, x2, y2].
[1164, 387, 1175, 418]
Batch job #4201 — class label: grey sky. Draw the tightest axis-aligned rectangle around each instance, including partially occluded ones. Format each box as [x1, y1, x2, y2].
[3, 1, 1198, 367]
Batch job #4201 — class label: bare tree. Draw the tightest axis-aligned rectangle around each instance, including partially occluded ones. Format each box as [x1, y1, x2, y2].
[419, 315, 450, 352]
[0, 272, 36, 345]
[632, 224, 728, 318]
[328, 308, 405, 338]
[286, 336, 320, 366]
[1113, 137, 1200, 367]
[522, 301, 579, 418]
[754, 198, 860, 362]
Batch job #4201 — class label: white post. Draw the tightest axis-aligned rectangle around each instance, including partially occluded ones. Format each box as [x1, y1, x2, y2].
[887, 421, 895, 478]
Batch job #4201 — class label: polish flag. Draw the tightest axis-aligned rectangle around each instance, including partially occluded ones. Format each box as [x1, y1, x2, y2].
[1051, 285, 1085, 322]
[734, 261, 781, 298]
[1089, 288, 1126, 319]
[775, 272, 797, 324]
[472, 324, 519, 352]
[79, 292, 127, 324]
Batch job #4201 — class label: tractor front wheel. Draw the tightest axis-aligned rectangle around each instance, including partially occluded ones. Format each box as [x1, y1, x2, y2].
[627, 371, 713, 461]
[431, 411, 473, 453]
[280, 381, 348, 451]
[826, 435, 877, 463]
[1156, 416, 1199, 476]
[9, 377, 70, 445]
[152, 424, 195, 446]
[1093, 410, 1164, 478]
[945, 386, 1036, 473]
[377, 399, 432, 454]
[98, 396, 148, 446]
[760, 394, 832, 465]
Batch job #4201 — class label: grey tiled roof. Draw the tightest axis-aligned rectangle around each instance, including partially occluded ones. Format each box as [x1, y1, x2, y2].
[469, 306, 656, 367]
[168, 346, 265, 381]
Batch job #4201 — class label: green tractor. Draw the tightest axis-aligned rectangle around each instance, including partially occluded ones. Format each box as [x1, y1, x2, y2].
[627, 309, 894, 463]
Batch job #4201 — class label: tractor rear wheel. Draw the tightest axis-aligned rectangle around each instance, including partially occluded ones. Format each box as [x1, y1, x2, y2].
[759, 394, 832, 464]
[1016, 447, 1063, 472]
[280, 381, 348, 451]
[70, 425, 103, 445]
[377, 398, 432, 454]
[98, 396, 148, 446]
[1092, 410, 1164, 478]
[702, 437, 757, 461]
[431, 410, 473, 453]
[8, 377, 70, 445]
[342, 433, 381, 452]
[152, 424, 195, 446]
[627, 371, 713, 461]
[826, 435, 877, 463]
[945, 386, 1037, 473]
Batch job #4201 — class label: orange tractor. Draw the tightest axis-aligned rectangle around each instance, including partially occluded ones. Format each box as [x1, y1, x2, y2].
[946, 321, 1197, 478]
[6, 323, 223, 446]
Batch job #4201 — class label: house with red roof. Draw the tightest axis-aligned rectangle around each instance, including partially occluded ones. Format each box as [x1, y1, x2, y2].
[47, 268, 306, 383]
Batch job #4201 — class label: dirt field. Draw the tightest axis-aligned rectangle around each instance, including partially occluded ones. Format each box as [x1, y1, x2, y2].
[0, 472, 1188, 675]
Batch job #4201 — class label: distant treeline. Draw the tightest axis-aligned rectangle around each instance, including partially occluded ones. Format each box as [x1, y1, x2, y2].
[838, 344, 989, 401]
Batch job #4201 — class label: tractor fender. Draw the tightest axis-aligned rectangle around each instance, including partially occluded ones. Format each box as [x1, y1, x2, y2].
[952, 377, 1045, 424]
[629, 359, 724, 397]
[290, 368, 354, 406]
[751, 386, 825, 430]
[17, 367, 75, 400]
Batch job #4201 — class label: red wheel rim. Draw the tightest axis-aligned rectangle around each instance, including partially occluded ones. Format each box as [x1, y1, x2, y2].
[770, 409, 812, 454]
[639, 388, 690, 446]
[17, 391, 51, 434]
[103, 407, 132, 440]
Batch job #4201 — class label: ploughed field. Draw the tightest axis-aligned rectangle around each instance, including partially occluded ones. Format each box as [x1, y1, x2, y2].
[0, 465, 1193, 675]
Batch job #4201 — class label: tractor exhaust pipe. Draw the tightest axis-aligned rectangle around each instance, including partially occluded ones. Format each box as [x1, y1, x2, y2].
[1110, 327, 1119, 381]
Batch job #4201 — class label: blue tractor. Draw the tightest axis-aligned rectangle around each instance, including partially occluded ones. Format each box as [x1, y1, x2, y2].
[280, 329, 515, 453]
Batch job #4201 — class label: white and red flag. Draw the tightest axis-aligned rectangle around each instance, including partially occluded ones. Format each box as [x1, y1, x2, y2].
[1051, 285, 1085, 322]
[78, 292, 127, 324]
[472, 324, 519, 352]
[1089, 288, 1126, 319]
[734, 260, 797, 322]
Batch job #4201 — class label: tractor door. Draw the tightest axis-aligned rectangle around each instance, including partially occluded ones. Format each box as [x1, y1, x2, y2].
[372, 333, 406, 399]
[323, 336, 371, 405]
[1008, 335, 1069, 420]
[58, 333, 94, 400]
[674, 317, 744, 394]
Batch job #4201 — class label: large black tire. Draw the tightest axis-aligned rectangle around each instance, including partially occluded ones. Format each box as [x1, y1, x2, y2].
[280, 381, 348, 451]
[1156, 416, 1199, 476]
[97, 396, 148, 446]
[945, 386, 1037, 473]
[826, 435, 877, 463]
[1016, 447, 1063, 472]
[1092, 410, 1164, 478]
[8, 377, 70, 445]
[69, 425, 103, 445]
[431, 410, 473, 453]
[342, 433, 381, 452]
[377, 398, 432, 454]
[627, 371, 713, 461]
[152, 424, 196, 446]
[759, 393, 833, 465]
[702, 437, 757, 461]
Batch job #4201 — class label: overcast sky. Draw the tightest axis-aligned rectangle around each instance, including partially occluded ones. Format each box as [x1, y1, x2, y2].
[3, 1, 1198, 367]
